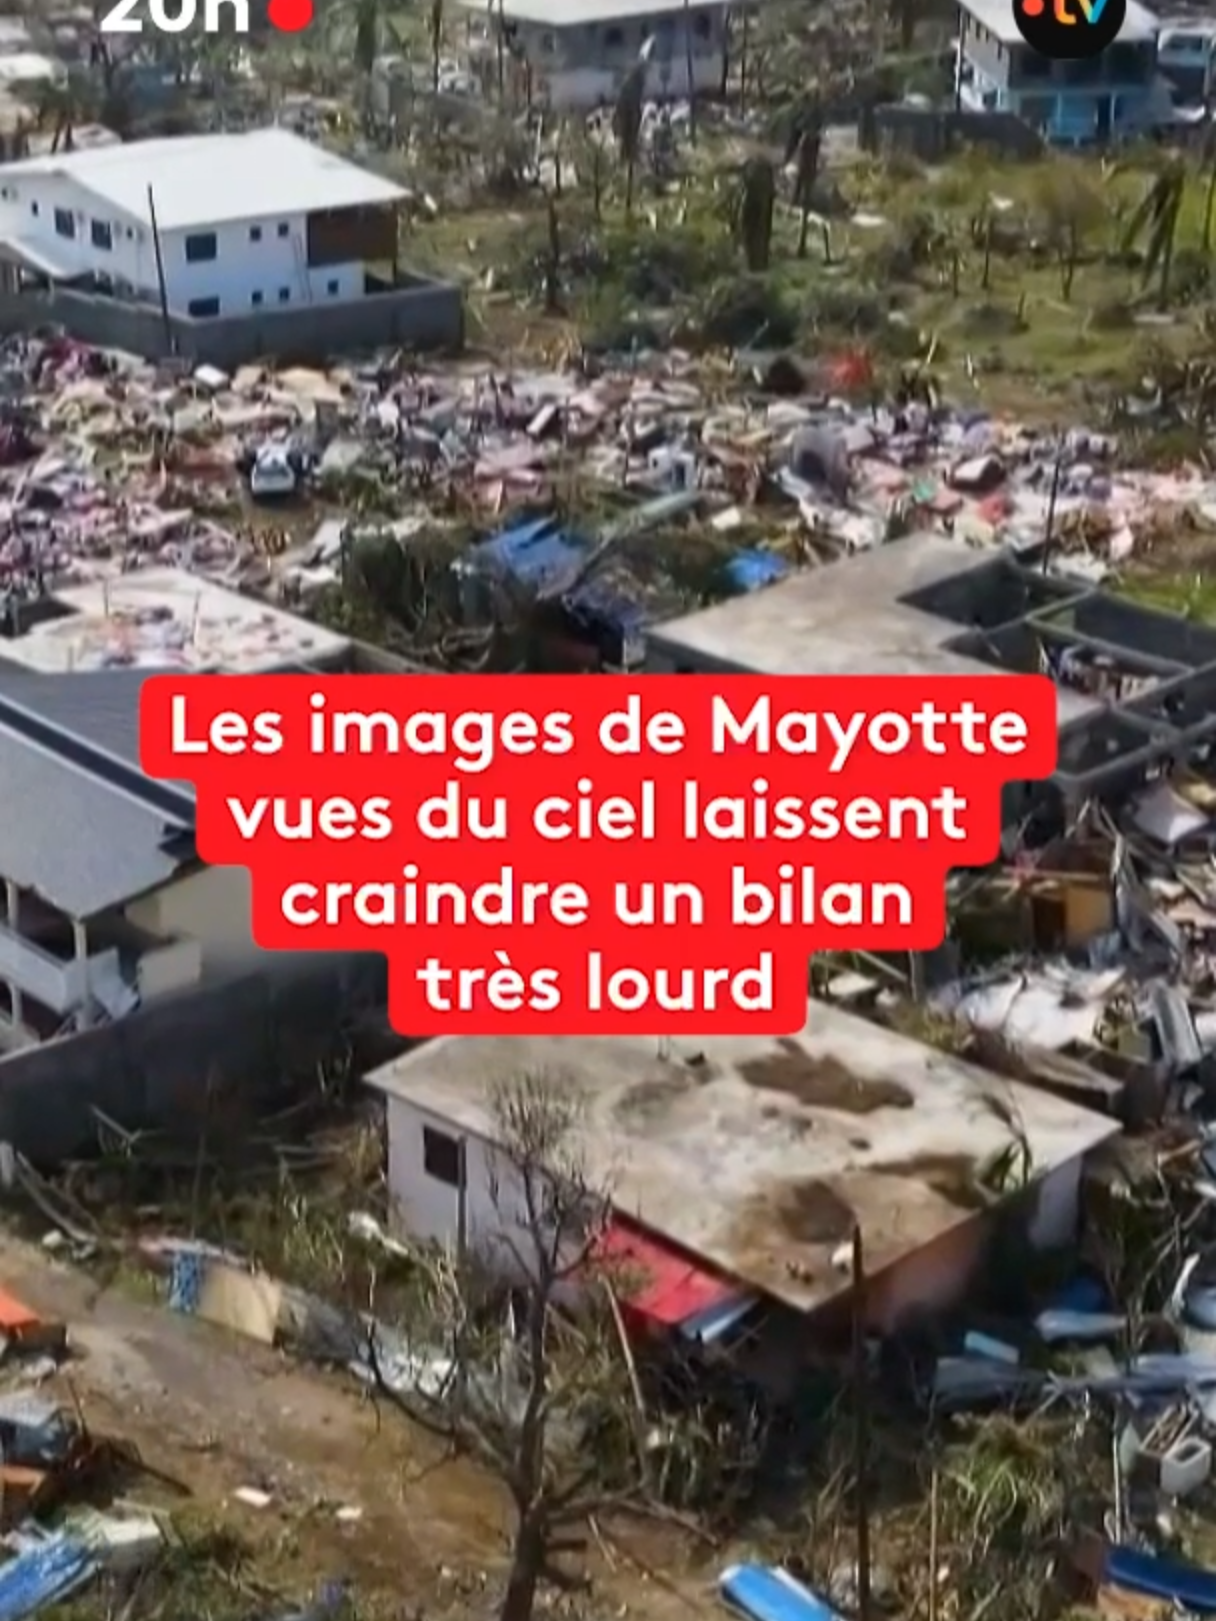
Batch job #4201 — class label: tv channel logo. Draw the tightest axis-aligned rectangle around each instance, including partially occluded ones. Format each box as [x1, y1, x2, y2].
[1014, 0, 1124, 58]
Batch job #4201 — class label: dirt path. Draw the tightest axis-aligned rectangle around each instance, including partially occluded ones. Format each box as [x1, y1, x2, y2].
[0, 1233, 711, 1618]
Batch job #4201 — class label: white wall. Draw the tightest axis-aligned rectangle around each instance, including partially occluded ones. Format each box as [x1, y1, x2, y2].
[126, 864, 260, 975]
[385, 1096, 536, 1263]
[509, 9, 725, 110]
[537, 54, 723, 110]
[136, 936, 204, 1001]
[0, 173, 363, 316]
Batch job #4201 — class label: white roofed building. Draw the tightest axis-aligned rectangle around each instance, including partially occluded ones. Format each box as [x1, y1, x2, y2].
[0, 127, 463, 363]
[954, 0, 1170, 145]
[457, 0, 732, 109]
[0, 127, 406, 315]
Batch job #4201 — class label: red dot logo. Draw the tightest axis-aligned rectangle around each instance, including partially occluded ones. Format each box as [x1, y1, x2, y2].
[1020, 0, 1045, 14]
[268, 0, 312, 30]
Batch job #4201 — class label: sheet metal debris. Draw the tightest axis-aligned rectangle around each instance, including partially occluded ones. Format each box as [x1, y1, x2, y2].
[5, 330, 1215, 678]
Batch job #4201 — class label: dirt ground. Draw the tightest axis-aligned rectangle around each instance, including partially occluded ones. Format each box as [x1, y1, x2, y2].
[0, 1231, 711, 1619]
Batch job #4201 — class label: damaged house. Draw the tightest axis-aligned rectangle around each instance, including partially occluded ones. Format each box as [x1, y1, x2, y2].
[460, 0, 731, 110]
[646, 533, 1216, 835]
[0, 569, 419, 1047]
[365, 1004, 1119, 1370]
[0, 668, 220, 1046]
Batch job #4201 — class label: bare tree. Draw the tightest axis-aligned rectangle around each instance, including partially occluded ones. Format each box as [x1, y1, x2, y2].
[1030, 158, 1108, 304]
[786, 105, 823, 261]
[682, 0, 697, 145]
[614, 60, 646, 219]
[430, 0, 444, 94]
[376, 1074, 641, 1621]
[733, 154, 776, 272]
[542, 191, 562, 312]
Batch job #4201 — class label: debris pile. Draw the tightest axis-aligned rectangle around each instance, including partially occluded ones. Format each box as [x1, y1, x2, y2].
[8, 332, 1216, 660]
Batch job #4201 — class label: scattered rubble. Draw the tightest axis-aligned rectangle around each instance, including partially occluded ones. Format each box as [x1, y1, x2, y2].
[6, 330, 1216, 677]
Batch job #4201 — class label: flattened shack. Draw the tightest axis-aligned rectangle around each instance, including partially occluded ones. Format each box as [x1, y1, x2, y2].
[365, 1002, 1119, 1339]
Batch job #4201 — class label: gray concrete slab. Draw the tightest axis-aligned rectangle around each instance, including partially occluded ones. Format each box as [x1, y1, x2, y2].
[367, 1003, 1118, 1313]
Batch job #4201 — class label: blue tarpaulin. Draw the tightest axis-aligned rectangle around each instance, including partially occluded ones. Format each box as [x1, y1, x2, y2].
[1106, 1546, 1216, 1613]
[468, 517, 584, 593]
[467, 517, 646, 665]
[720, 1565, 844, 1621]
[0, 1533, 96, 1621]
[722, 551, 789, 595]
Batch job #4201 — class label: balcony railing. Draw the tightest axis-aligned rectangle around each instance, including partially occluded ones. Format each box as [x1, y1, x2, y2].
[0, 922, 136, 1018]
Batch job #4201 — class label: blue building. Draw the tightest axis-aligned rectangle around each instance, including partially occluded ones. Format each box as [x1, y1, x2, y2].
[1156, 18, 1216, 107]
[954, 0, 1172, 146]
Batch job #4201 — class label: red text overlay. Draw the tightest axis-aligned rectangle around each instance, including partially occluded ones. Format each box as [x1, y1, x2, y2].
[139, 674, 1057, 1036]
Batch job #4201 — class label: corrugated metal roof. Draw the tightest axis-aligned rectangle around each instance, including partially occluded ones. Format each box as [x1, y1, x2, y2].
[595, 1216, 738, 1327]
[0, 670, 149, 774]
[0, 672, 194, 919]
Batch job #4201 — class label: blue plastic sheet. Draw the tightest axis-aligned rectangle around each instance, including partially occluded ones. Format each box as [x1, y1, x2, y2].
[168, 1249, 204, 1314]
[720, 1565, 843, 1621]
[0, 1534, 95, 1621]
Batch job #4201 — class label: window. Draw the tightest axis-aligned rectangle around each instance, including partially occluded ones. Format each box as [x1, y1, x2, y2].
[90, 219, 112, 251]
[539, 28, 555, 51]
[278, 286, 290, 302]
[29, 201, 37, 216]
[53, 207, 74, 239]
[422, 1126, 463, 1187]
[251, 289, 263, 306]
[693, 11, 711, 37]
[276, 221, 289, 238]
[604, 23, 624, 46]
[187, 296, 219, 317]
[326, 278, 339, 295]
[184, 231, 217, 263]
[249, 224, 262, 242]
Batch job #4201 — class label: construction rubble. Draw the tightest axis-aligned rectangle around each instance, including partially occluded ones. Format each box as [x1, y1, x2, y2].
[3, 332, 1216, 666]
[0, 1252, 361, 1621]
[13, 327, 1216, 1621]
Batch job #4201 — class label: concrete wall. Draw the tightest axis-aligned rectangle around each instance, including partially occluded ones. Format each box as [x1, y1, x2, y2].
[126, 864, 258, 976]
[872, 105, 1045, 162]
[861, 1154, 1082, 1333]
[503, 7, 725, 109]
[535, 53, 723, 108]
[0, 952, 386, 1165]
[0, 276, 464, 368]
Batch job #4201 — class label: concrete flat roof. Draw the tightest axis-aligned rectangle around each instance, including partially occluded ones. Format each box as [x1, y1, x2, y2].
[0, 568, 349, 673]
[647, 534, 1099, 730]
[366, 1004, 1119, 1313]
